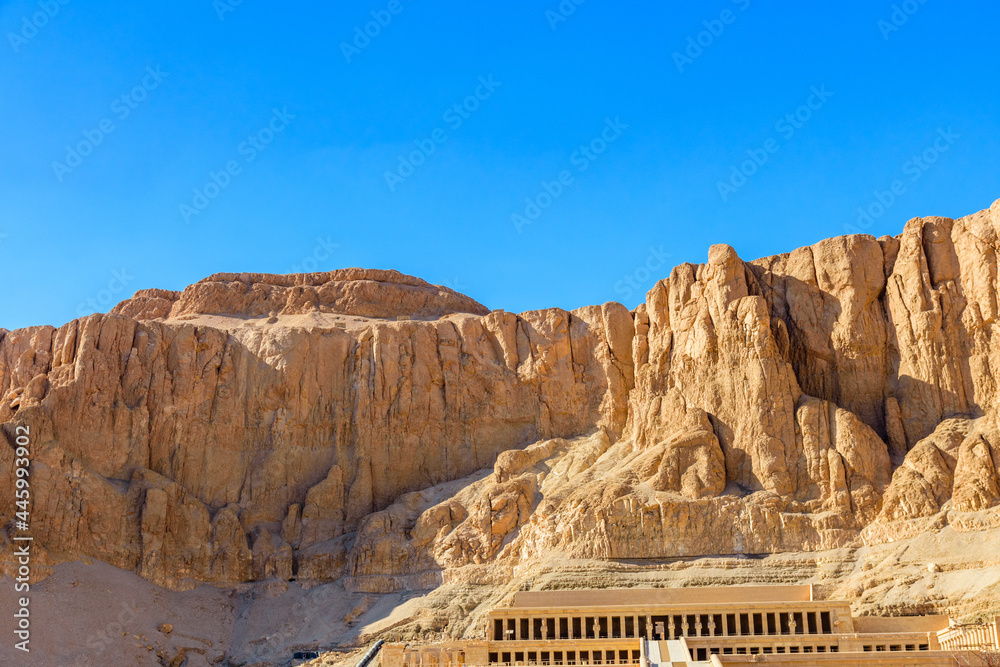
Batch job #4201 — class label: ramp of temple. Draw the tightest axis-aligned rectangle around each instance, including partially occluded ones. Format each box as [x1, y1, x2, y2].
[380, 585, 1000, 667]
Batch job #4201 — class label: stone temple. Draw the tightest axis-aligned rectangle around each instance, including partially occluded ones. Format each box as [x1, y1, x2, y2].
[381, 586, 1000, 667]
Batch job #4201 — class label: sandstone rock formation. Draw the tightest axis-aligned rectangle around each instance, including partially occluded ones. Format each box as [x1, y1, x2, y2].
[111, 269, 491, 320]
[2, 203, 1000, 624]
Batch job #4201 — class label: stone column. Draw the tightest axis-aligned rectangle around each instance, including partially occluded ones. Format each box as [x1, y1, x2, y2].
[645, 615, 652, 640]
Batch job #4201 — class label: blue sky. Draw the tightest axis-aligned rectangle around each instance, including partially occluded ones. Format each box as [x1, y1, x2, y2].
[2, 0, 998, 330]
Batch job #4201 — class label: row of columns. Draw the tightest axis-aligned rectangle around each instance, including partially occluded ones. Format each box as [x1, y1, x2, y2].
[496, 615, 643, 641]
[494, 611, 832, 641]
[941, 623, 1000, 651]
[492, 648, 637, 666]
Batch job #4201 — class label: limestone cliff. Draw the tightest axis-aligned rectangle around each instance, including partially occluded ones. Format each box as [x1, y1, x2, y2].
[2, 202, 999, 605]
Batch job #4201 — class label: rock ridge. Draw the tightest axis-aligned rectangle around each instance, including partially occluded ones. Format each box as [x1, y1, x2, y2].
[111, 268, 490, 321]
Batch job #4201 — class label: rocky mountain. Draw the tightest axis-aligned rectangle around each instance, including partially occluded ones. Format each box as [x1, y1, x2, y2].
[2, 202, 1000, 633]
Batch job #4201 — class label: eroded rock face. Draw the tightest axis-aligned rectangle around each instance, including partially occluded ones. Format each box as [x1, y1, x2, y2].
[2, 200, 1000, 593]
[0, 285, 634, 588]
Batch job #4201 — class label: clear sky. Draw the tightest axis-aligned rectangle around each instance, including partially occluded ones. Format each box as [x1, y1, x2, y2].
[2, 1, 998, 331]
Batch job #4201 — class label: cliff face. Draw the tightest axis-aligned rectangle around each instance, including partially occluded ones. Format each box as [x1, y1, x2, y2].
[2, 201, 1000, 597]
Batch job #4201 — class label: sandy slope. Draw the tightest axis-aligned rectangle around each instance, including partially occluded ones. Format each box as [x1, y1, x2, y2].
[3, 523, 997, 667]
